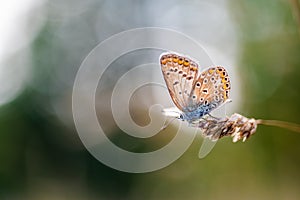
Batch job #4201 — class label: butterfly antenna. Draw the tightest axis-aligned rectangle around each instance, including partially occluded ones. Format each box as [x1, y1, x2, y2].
[160, 118, 176, 131]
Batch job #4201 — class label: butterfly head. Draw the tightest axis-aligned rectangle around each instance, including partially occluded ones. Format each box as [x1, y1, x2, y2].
[179, 114, 184, 120]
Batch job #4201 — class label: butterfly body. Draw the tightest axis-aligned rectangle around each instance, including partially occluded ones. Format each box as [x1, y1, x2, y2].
[179, 104, 213, 122]
[160, 52, 231, 125]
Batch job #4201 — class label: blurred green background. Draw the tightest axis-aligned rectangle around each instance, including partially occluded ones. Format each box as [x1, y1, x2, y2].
[1, 0, 300, 199]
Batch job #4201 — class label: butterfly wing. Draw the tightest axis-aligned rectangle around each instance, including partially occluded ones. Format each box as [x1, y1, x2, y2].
[189, 66, 231, 112]
[160, 53, 199, 111]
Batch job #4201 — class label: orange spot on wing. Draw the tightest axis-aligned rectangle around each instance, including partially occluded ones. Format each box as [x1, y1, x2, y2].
[161, 59, 167, 65]
[208, 69, 215, 74]
[190, 66, 197, 71]
[183, 61, 190, 67]
[224, 91, 228, 99]
[223, 83, 230, 90]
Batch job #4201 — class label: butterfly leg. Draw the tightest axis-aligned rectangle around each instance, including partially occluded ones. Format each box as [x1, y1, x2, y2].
[207, 113, 221, 120]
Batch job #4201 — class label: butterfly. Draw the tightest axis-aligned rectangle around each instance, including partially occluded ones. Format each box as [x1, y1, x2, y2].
[160, 52, 231, 125]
